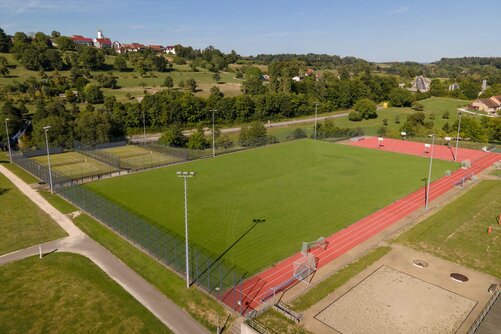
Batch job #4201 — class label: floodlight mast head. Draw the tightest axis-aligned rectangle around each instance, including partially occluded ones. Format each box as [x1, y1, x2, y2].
[43, 125, 52, 131]
[176, 171, 196, 177]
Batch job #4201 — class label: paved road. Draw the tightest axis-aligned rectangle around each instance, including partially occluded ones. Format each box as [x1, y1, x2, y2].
[0, 164, 209, 334]
[130, 112, 349, 143]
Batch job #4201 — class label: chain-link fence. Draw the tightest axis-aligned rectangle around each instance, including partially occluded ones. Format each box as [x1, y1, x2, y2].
[11, 149, 247, 312]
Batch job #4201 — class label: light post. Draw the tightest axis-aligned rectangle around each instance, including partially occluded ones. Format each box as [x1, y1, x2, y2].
[212, 110, 216, 158]
[142, 111, 146, 147]
[176, 171, 196, 288]
[43, 126, 53, 194]
[314, 102, 319, 140]
[4, 118, 12, 163]
[425, 134, 435, 211]
[215, 287, 220, 334]
[454, 112, 462, 162]
[422, 177, 428, 207]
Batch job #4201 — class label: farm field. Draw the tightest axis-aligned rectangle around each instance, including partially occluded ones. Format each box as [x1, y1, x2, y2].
[0, 173, 66, 255]
[85, 139, 457, 274]
[0, 253, 170, 333]
[31, 151, 117, 179]
[396, 180, 501, 278]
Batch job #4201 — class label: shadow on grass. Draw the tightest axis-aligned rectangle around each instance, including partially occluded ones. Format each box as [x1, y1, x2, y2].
[0, 187, 11, 196]
[192, 219, 265, 286]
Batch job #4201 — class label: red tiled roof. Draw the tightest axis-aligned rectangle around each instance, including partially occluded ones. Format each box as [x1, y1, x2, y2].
[479, 98, 498, 108]
[71, 35, 93, 42]
[95, 38, 112, 45]
[165, 45, 175, 49]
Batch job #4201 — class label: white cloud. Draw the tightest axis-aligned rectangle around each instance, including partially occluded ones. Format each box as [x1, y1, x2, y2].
[393, 6, 410, 14]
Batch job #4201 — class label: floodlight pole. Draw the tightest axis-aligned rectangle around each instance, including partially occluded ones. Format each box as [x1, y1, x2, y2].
[454, 112, 462, 162]
[142, 111, 146, 147]
[177, 171, 196, 288]
[4, 118, 12, 163]
[43, 126, 53, 194]
[314, 102, 319, 140]
[425, 134, 435, 211]
[212, 110, 216, 158]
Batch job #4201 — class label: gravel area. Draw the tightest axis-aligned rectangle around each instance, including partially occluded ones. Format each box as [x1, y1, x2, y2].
[315, 266, 476, 334]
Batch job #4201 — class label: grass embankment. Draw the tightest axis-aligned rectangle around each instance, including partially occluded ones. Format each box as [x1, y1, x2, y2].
[0, 253, 171, 333]
[264, 97, 469, 138]
[0, 170, 66, 255]
[85, 139, 456, 274]
[1, 160, 230, 332]
[396, 180, 501, 278]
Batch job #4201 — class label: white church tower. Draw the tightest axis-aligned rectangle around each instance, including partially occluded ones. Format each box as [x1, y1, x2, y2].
[97, 29, 104, 39]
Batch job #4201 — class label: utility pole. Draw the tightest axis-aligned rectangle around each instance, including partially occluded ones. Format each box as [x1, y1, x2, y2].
[43, 126, 53, 194]
[454, 112, 462, 162]
[4, 118, 12, 163]
[425, 134, 435, 211]
[314, 102, 319, 140]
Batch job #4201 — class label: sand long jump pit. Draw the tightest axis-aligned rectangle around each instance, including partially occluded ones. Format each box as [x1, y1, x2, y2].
[315, 266, 476, 334]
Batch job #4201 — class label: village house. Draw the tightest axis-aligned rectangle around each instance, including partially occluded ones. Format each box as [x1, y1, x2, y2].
[165, 45, 176, 55]
[93, 29, 112, 48]
[148, 45, 165, 53]
[470, 97, 501, 115]
[71, 35, 93, 46]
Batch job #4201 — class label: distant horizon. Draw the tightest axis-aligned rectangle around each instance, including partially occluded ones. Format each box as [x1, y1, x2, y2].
[1, 0, 500, 63]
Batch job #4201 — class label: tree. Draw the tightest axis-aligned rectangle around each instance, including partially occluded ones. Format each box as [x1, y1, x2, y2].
[186, 78, 197, 92]
[187, 126, 209, 149]
[75, 110, 114, 145]
[114, 55, 128, 72]
[79, 46, 105, 70]
[242, 76, 265, 95]
[83, 83, 104, 104]
[388, 88, 414, 107]
[209, 86, 223, 97]
[0, 56, 9, 77]
[32, 32, 51, 50]
[152, 56, 170, 72]
[162, 76, 174, 88]
[51, 31, 61, 39]
[212, 72, 221, 83]
[44, 49, 63, 70]
[239, 121, 267, 147]
[159, 125, 187, 147]
[460, 79, 480, 99]
[0, 28, 12, 52]
[54, 36, 75, 52]
[353, 98, 377, 120]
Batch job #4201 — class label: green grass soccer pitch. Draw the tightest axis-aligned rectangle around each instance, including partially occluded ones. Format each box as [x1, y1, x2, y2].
[85, 139, 457, 274]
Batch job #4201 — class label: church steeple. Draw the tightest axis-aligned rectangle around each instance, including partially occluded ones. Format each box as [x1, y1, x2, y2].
[97, 29, 104, 39]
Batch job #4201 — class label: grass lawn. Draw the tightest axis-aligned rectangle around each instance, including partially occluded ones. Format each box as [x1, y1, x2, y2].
[31, 151, 117, 179]
[0, 173, 66, 255]
[264, 97, 470, 138]
[85, 139, 456, 274]
[396, 180, 501, 278]
[0, 253, 170, 333]
[0, 159, 230, 332]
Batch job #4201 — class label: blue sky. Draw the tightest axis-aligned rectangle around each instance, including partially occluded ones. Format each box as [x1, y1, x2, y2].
[0, 0, 499, 62]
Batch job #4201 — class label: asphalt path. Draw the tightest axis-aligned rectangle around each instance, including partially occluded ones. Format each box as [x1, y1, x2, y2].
[129, 112, 349, 143]
[0, 164, 209, 334]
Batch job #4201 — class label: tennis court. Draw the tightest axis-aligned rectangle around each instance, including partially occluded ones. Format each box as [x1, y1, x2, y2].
[100, 145, 186, 170]
[31, 152, 117, 179]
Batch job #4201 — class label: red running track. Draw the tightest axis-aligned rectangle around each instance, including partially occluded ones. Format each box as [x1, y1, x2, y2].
[347, 136, 487, 162]
[221, 141, 500, 314]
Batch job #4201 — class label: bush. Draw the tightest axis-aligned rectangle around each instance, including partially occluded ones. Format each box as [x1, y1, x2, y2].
[239, 121, 267, 147]
[353, 98, 377, 119]
[411, 102, 424, 111]
[159, 126, 187, 147]
[348, 111, 363, 121]
[288, 128, 307, 139]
